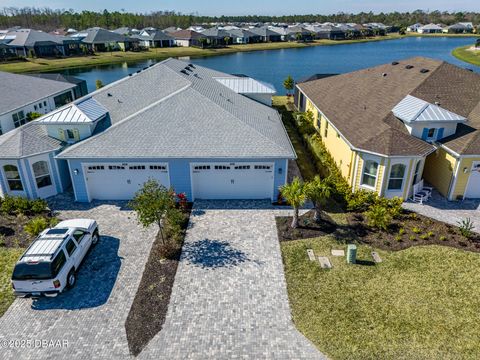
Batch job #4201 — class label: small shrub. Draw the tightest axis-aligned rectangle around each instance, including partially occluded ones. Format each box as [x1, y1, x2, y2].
[49, 217, 60, 227]
[420, 234, 429, 240]
[378, 196, 404, 219]
[0, 234, 5, 247]
[30, 199, 48, 214]
[365, 204, 392, 231]
[347, 190, 378, 212]
[398, 228, 405, 235]
[427, 231, 434, 238]
[395, 235, 402, 242]
[457, 218, 475, 238]
[14, 197, 31, 215]
[12, 238, 20, 248]
[439, 235, 447, 241]
[24, 217, 49, 236]
[409, 213, 418, 220]
[409, 235, 416, 241]
[412, 227, 421, 234]
[0, 195, 17, 214]
[383, 240, 391, 246]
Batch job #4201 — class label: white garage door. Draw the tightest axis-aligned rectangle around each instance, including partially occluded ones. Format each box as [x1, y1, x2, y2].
[191, 162, 274, 200]
[465, 161, 480, 199]
[84, 163, 170, 200]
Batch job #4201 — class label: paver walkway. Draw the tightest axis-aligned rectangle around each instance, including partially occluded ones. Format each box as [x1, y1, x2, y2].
[140, 200, 326, 360]
[403, 190, 480, 234]
[0, 194, 157, 359]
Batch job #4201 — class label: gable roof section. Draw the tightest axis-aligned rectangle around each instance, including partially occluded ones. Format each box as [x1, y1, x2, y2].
[0, 71, 76, 116]
[80, 28, 132, 44]
[57, 59, 294, 160]
[38, 97, 108, 124]
[0, 122, 62, 159]
[5, 29, 63, 47]
[215, 77, 276, 94]
[392, 95, 467, 123]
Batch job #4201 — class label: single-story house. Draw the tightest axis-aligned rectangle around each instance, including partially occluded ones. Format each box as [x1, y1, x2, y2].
[171, 30, 205, 47]
[0, 71, 81, 135]
[295, 57, 480, 200]
[313, 25, 346, 40]
[133, 30, 174, 48]
[248, 27, 283, 42]
[418, 24, 444, 34]
[226, 29, 262, 44]
[407, 23, 424, 32]
[200, 28, 232, 46]
[75, 27, 139, 52]
[445, 23, 473, 34]
[0, 59, 294, 202]
[2, 29, 81, 57]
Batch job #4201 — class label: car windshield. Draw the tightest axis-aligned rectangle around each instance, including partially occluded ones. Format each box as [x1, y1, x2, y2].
[12, 262, 53, 280]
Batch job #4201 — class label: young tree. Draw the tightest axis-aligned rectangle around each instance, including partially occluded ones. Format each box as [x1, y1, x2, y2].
[129, 179, 180, 245]
[283, 75, 294, 97]
[224, 36, 231, 45]
[95, 79, 104, 89]
[304, 176, 332, 223]
[280, 177, 307, 229]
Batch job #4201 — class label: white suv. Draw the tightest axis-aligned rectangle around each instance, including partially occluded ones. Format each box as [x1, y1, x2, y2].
[11, 219, 99, 297]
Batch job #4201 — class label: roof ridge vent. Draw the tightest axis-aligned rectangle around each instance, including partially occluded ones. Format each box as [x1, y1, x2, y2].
[405, 65, 414, 69]
[420, 68, 430, 73]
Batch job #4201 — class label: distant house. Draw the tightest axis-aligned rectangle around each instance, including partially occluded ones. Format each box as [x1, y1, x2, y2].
[285, 26, 314, 41]
[163, 26, 182, 34]
[133, 31, 174, 48]
[112, 27, 140, 36]
[171, 30, 205, 47]
[0, 41, 15, 59]
[248, 27, 282, 42]
[2, 29, 81, 57]
[418, 24, 444, 34]
[226, 29, 261, 44]
[314, 25, 346, 40]
[0, 71, 82, 135]
[407, 23, 423, 32]
[74, 27, 138, 52]
[445, 23, 472, 34]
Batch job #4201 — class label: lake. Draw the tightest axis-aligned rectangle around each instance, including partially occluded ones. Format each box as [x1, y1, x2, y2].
[57, 37, 479, 94]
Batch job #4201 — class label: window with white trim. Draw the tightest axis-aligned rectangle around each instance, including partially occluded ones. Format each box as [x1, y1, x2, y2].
[361, 160, 379, 188]
[66, 129, 75, 140]
[32, 161, 52, 189]
[387, 164, 406, 190]
[427, 128, 436, 139]
[3, 164, 23, 191]
[12, 111, 26, 128]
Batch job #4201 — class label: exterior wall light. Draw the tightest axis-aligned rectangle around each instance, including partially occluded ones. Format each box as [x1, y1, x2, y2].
[73, 169, 79, 175]
[463, 167, 469, 174]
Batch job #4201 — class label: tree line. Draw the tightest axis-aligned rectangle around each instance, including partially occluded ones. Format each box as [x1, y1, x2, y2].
[0, 7, 479, 32]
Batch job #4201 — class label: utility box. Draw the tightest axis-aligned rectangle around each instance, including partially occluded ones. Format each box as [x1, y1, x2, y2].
[347, 244, 357, 264]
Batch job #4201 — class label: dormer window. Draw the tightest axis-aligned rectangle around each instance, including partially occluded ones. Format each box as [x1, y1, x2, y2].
[427, 128, 435, 138]
[66, 129, 75, 140]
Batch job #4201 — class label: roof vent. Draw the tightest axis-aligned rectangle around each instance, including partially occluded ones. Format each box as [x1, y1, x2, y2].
[391, 61, 399, 65]
[420, 68, 430, 73]
[405, 65, 414, 69]
[188, 63, 196, 68]
[185, 66, 193, 72]
[382, 73, 387, 77]
[180, 70, 190, 75]
[136, 70, 141, 74]
[435, 101, 441, 106]
[107, 93, 113, 97]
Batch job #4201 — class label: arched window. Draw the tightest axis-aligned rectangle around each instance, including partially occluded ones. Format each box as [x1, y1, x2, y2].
[388, 164, 406, 190]
[3, 165, 23, 191]
[361, 160, 379, 188]
[412, 161, 422, 185]
[32, 161, 52, 189]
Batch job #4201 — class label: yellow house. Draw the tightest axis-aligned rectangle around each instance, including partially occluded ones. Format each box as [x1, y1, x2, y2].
[295, 57, 480, 201]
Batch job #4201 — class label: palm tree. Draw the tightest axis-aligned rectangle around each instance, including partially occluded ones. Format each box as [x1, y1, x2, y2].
[304, 176, 332, 223]
[280, 177, 307, 228]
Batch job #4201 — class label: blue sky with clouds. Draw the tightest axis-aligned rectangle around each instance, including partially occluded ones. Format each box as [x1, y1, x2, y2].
[1, 0, 477, 16]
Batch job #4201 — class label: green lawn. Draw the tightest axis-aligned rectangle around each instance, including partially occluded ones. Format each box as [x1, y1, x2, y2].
[0, 247, 24, 316]
[0, 35, 403, 74]
[452, 45, 480, 66]
[282, 235, 480, 360]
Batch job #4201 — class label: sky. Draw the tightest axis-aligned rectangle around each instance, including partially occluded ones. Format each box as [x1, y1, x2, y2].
[0, 0, 478, 16]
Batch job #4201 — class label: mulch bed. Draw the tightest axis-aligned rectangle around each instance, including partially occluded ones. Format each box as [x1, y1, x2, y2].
[125, 204, 192, 357]
[276, 210, 336, 242]
[0, 212, 52, 248]
[348, 211, 480, 253]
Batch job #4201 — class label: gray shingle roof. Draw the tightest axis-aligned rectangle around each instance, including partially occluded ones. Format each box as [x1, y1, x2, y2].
[80, 27, 133, 44]
[5, 29, 63, 47]
[0, 71, 76, 116]
[58, 58, 294, 160]
[0, 122, 62, 159]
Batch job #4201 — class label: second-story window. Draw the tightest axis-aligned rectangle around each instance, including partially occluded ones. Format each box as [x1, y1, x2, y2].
[12, 111, 26, 128]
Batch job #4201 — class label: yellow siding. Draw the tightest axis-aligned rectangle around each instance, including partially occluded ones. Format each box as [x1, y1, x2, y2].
[423, 148, 457, 197]
[452, 157, 480, 199]
[375, 159, 386, 194]
[354, 155, 364, 190]
[305, 99, 319, 127]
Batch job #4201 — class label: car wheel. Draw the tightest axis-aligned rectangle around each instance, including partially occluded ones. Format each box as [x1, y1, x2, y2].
[92, 231, 99, 246]
[67, 270, 76, 289]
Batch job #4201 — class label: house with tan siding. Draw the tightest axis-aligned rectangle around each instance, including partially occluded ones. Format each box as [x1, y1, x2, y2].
[295, 57, 480, 201]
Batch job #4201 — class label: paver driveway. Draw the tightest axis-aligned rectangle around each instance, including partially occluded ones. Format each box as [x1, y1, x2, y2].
[0, 194, 157, 359]
[140, 200, 326, 360]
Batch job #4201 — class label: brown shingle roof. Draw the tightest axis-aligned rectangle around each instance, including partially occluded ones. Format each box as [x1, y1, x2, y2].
[298, 57, 480, 157]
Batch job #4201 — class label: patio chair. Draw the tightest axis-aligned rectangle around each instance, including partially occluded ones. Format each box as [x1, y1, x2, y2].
[412, 180, 433, 204]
